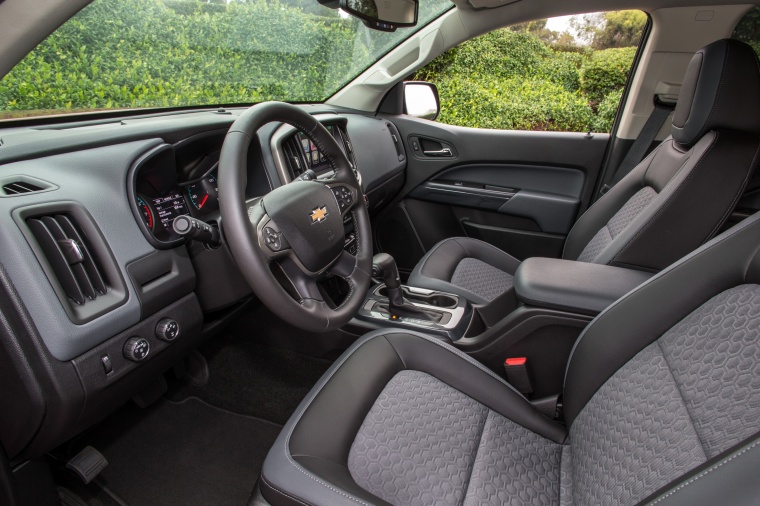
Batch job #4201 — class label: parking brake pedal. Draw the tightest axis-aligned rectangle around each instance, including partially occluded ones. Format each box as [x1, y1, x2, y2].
[66, 446, 108, 484]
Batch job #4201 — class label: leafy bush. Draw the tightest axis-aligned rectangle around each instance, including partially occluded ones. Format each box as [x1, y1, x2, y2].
[413, 25, 639, 132]
[436, 76, 593, 132]
[0, 0, 399, 115]
[0, 0, 640, 133]
[591, 88, 623, 132]
[579, 46, 636, 104]
[537, 50, 585, 92]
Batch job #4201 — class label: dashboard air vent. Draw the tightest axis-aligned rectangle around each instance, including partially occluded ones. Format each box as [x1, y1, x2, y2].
[16, 203, 128, 324]
[26, 214, 108, 305]
[0, 176, 56, 197]
[3, 181, 44, 195]
[283, 136, 306, 179]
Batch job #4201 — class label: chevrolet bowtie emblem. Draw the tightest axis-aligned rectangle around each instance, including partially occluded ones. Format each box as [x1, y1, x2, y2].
[310, 206, 328, 224]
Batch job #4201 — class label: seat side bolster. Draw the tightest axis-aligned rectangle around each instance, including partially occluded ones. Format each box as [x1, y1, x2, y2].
[640, 432, 760, 506]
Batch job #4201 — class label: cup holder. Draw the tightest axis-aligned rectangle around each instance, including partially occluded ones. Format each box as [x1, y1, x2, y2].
[377, 286, 458, 308]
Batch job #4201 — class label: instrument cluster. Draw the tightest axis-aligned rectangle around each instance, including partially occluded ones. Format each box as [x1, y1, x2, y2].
[135, 167, 219, 243]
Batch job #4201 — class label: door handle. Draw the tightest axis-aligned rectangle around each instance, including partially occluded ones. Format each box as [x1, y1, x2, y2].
[422, 148, 453, 157]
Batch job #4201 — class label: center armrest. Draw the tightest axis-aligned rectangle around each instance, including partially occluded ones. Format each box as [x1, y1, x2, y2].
[514, 258, 654, 315]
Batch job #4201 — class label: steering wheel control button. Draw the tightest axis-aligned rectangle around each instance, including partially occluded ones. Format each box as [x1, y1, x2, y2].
[123, 337, 150, 362]
[332, 186, 353, 211]
[155, 318, 180, 341]
[264, 224, 289, 252]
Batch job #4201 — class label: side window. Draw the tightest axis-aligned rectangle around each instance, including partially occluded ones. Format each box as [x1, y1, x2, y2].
[732, 6, 760, 57]
[413, 11, 647, 133]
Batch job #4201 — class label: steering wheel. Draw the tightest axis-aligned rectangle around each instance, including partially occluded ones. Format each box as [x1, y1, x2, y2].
[218, 102, 373, 332]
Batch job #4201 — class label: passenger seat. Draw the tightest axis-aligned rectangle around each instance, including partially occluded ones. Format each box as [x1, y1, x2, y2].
[408, 39, 760, 305]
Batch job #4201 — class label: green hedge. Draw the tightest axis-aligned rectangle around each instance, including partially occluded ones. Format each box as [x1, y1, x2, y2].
[1, 0, 637, 133]
[416, 29, 636, 132]
[436, 76, 593, 132]
[579, 46, 637, 104]
[591, 88, 624, 132]
[0, 0, 366, 114]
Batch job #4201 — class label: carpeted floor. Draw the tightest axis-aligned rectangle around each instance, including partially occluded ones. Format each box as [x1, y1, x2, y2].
[84, 397, 281, 506]
[166, 334, 333, 425]
[63, 332, 335, 505]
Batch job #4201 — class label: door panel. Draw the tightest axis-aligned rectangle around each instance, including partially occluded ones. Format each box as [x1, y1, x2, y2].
[374, 116, 610, 273]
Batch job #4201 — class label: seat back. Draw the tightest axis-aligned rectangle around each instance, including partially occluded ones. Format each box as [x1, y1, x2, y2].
[563, 39, 760, 272]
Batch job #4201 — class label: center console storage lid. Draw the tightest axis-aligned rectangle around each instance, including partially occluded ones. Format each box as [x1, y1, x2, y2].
[514, 257, 653, 315]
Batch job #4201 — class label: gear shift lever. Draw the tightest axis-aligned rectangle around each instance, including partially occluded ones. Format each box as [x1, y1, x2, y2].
[372, 253, 435, 321]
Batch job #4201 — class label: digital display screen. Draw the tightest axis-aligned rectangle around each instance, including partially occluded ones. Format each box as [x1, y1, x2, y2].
[152, 192, 189, 232]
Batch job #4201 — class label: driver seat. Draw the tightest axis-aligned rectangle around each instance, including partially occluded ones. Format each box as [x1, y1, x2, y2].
[258, 206, 760, 505]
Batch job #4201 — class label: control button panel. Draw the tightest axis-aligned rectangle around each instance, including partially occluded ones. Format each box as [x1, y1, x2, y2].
[331, 186, 353, 211]
[263, 221, 289, 252]
[123, 337, 150, 362]
[155, 318, 180, 342]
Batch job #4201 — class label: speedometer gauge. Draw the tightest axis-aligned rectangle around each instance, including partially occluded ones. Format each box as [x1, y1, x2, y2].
[136, 195, 154, 230]
[187, 173, 218, 213]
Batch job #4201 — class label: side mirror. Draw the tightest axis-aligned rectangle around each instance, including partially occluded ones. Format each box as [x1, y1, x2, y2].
[339, 0, 418, 32]
[404, 82, 439, 120]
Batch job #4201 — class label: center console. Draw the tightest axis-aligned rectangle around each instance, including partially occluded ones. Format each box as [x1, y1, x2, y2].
[352, 253, 473, 341]
[356, 285, 473, 341]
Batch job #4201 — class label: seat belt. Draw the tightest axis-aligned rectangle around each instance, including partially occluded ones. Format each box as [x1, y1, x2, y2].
[600, 97, 676, 196]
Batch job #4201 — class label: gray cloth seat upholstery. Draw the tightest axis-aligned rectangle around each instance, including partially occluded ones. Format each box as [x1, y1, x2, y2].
[259, 195, 760, 506]
[408, 39, 760, 305]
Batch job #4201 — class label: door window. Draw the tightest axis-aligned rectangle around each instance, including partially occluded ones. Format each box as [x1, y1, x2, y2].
[413, 11, 648, 133]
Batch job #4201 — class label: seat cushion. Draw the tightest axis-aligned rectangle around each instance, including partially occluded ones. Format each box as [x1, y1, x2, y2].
[349, 370, 568, 506]
[259, 329, 567, 506]
[570, 284, 760, 505]
[408, 237, 522, 304]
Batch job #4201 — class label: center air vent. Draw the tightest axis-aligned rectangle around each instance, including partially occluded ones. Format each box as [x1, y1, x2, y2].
[16, 203, 127, 324]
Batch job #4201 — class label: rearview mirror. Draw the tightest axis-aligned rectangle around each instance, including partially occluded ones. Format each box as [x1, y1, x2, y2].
[339, 0, 418, 32]
[404, 82, 439, 120]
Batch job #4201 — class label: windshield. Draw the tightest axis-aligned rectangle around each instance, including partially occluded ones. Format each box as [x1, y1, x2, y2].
[0, 0, 452, 120]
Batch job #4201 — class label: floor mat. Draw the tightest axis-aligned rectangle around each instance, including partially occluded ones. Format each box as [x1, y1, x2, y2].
[167, 334, 333, 425]
[85, 398, 280, 506]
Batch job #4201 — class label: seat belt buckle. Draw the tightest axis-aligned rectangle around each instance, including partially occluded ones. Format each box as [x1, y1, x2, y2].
[504, 357, 533, 395]
[599, 184, 611, 196]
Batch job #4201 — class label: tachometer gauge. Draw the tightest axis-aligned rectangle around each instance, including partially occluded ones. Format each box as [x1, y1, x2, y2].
[187, 173, 218, 213]
[136, 195, 154, 230]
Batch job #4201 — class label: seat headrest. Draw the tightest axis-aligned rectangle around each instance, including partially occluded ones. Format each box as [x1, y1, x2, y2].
[672, 39, 760, 147]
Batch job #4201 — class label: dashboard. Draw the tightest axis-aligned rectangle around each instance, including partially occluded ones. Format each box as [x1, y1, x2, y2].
[0, 105, 406, 463]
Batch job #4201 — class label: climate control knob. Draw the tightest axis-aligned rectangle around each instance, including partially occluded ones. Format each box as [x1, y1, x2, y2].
[123, 337, 150, 362]
[155, 318, 180, 342]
